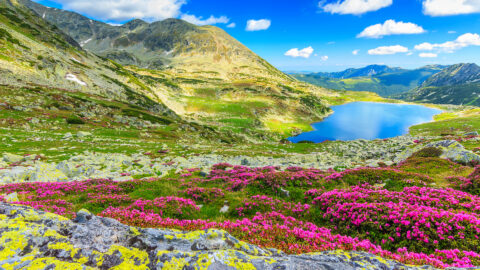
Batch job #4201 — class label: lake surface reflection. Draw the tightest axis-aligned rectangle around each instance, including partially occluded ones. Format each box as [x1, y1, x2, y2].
[289, 102, 441, 143]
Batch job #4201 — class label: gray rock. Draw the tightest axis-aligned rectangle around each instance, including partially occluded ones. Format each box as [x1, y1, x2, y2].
[77, 131, 92, 138]
[63, 132, 73, 139]
[427, 140, 480, 165]
[280, 187, 290, 198]
[2, 153, 24, 163]
[3, 192, 18, 202]
[465, 131, 479, 136]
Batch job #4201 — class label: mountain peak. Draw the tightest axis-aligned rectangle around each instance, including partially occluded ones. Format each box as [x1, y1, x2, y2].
[421, 63, 480, 87]
[122, 19, 148, 30]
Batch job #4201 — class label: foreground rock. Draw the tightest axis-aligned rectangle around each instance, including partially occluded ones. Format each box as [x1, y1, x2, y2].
[0, 203, 438, 270]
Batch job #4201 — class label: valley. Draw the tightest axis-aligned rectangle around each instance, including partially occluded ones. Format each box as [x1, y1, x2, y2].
[2, 0, 480, 269]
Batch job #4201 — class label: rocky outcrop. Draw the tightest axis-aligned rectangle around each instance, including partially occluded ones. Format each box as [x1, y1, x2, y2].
[395, 140, 480, 165]
[0, 203, 440, 269]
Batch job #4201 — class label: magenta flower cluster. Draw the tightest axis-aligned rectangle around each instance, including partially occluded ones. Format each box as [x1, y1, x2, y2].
[314, 186, 480, 252]
[236, 195, 311, 217]
[180, 187, 225, 203]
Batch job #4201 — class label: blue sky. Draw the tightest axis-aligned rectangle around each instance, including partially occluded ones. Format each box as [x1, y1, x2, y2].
[35, 0, 480, 72]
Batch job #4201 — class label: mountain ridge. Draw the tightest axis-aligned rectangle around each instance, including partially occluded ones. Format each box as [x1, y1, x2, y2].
[293, 65, 446, 97]
[20, 0, 291, 82]
[402, 63, 480, 106]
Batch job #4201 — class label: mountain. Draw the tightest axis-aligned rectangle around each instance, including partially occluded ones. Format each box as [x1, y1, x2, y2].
[403, 63, 480, 106]
[0, 0, 176, 115]
[420, 63, 480, 87]
[19, 0, 289, 81]
[313, 65, 404, 79]
[293, 65, 445, 97]
[1, 0, 338, 141]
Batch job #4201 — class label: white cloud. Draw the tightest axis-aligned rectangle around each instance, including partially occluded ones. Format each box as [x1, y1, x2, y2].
[352, 49, 360, 55]
[419, 53, 438, 58]
[246, 19, 271, 31]
[357, 20, 426, 38]
[319, 0, 392, 15]
[181, 14, 230, 26]
[414, 33, 480, 53]
[285, 46, 314, 58]
[227, 22, 236, 28]
[48, 0, 186, 22]
[320, 55, 329, 61]
[423, 0, 480, 16]
[448, 30, 457, 34]
[368, 45, 409, 55]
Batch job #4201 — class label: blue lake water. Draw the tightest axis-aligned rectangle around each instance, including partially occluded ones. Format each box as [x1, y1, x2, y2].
[289, 102, 441, 143]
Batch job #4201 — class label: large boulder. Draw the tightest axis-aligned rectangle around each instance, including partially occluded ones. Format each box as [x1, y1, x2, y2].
[395, 140, 480, 165]
[427, 140, 480, 165]
[0, 203, 440, 270]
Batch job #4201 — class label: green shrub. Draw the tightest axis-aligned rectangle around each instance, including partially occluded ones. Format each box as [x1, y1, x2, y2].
[410, 147, 443, 158]
[66, 116, 85, 125]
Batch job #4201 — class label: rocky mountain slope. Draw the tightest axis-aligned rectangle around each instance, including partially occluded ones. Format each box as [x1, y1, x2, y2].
[21, 0, 289, 81]
[403, 63, 480, 105]
[0, 0, 174, 115]
[2, 0, 340, 140]
[293, 65, 445, 97]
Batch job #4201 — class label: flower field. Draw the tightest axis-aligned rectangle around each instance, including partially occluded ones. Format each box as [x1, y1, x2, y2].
[1, 156, 480, 268]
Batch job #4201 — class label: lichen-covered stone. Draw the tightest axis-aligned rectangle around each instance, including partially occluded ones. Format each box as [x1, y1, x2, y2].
[427, 140, 480, 165]
[0, 203, 448, 270]
[395, 140, 480, 165]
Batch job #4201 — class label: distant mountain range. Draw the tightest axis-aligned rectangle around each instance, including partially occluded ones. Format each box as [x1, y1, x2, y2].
[292, 65, 447, 97]
[401, 63, 480, 106]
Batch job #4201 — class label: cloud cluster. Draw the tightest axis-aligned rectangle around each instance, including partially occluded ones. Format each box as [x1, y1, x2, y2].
[419, 53, 438, 58]
[181, 14, 229, 26]
[368, 45, 408, 55]
[319, 0, 392, 15]
[357, 20, 426, 38]
[47, 0, 186, 22]
[246, 19, 271, 31]
[423, 0, 480, 16]
[414, 33, 480, 53]
[320, 55, 329, 61]
[285, 46, 315, 58]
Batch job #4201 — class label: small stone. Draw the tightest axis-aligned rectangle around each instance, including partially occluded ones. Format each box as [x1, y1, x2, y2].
[63, 132, 73, 139]
[465, 131, 479, 136]
[3, 153, 24, 163]
[3, 192, 18, 202]
[279, 188, 290, 198]
[77, 131, 92, 138]
[219, 205, 229, 213]
[74, 209, 93, 223]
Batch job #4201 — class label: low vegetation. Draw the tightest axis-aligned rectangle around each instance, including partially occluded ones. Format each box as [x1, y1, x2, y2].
[2, 156, 480, 268]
